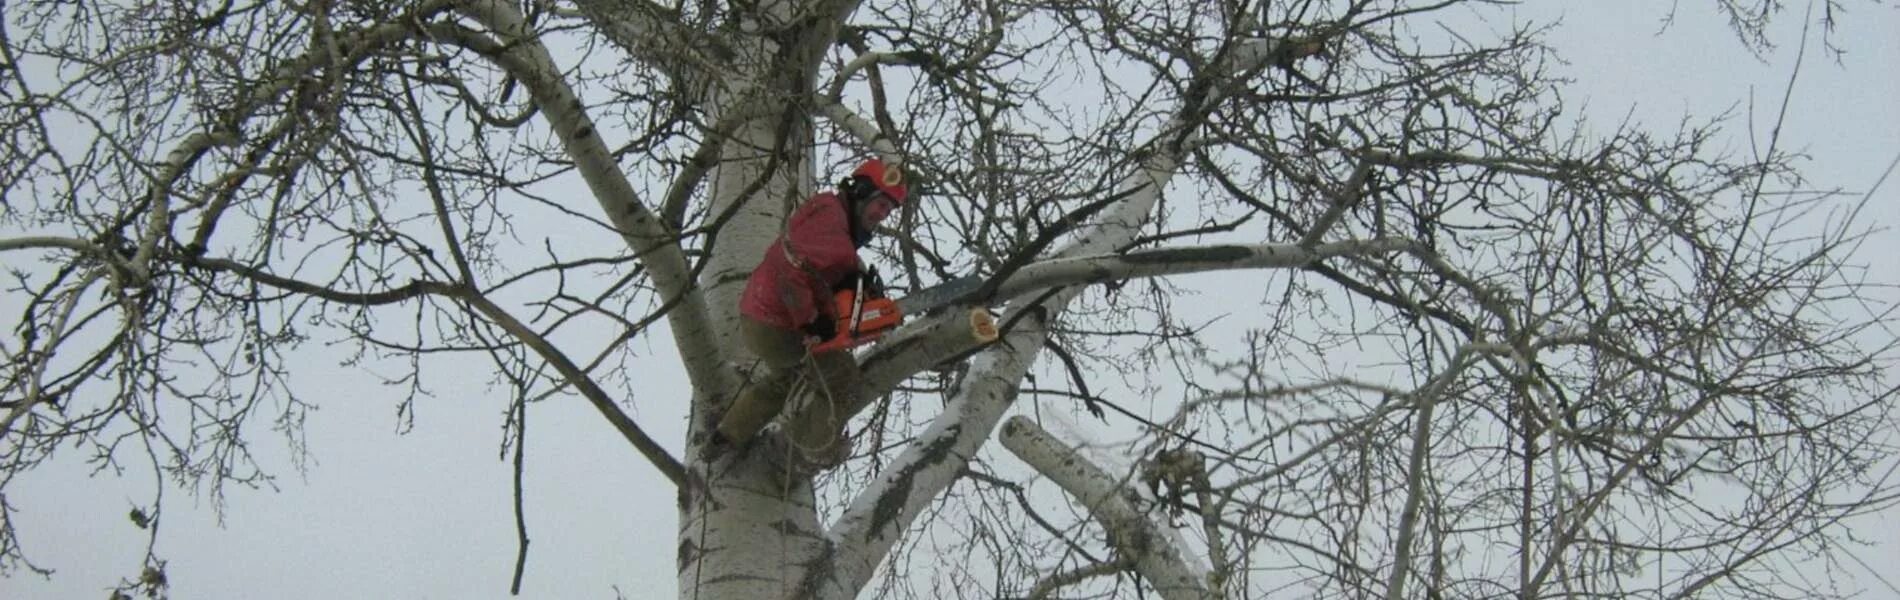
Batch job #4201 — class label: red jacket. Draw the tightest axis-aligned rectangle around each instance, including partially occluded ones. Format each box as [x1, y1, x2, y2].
[740, 192, 863, 330]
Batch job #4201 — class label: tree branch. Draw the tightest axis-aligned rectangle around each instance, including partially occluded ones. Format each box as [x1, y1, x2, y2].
[1380, 385, 1438, 600]
[993, 238, 1414, 302]
[811, 34, 1299, 598]
[1296, 158, 1376, 248]
[441, 0, 722, 390]
[181, 255, 464, 306]
[168, 246, 687, 485]
[0, 271, 105, 439]
[0, 237, 129, 268]
[816, 100, 903, 159]
[852, 239, 1415, 408]
[1026, 556, 1137, 600]
[462, 293, 686, 487]
[565, 0, 728, 93]
[999, 417, 1212, 600]
[509, 397, 531, 595]
[176, 1, 459, 251]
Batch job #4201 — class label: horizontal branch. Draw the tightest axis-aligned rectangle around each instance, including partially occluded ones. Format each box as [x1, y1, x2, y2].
[185, 255, 463, 306]
[173, 253, 686, 485]
[991, 238, 1415, 302]
[853, 307, 993, 412]
[851, 239, 1415, 405]
[0, 236, 120, 261]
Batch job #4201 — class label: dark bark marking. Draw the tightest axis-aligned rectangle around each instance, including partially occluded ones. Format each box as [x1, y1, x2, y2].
[771, 517, 820, 540]
[1119, 244, 1255, 264]
[870, 424, 962, 536]
[791, 425, 962, 597]
[678, 538, 701, 574]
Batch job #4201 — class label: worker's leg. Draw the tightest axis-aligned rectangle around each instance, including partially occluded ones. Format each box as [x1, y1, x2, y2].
[785, 349, 861, 468]
[714, 318, 809, 445]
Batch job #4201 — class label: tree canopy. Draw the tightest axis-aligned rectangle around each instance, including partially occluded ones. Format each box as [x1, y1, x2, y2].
[2, 0, 1896, 598]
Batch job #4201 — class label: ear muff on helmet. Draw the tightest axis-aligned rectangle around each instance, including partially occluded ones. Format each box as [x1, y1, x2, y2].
[851, 158, 909, 204]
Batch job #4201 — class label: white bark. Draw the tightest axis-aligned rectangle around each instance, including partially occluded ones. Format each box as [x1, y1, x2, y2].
[815, 314, 1056, 598]
[806, 34, 1298, 600]
[693, 0, 869, 355]
[817, 100, 902, 159]
[853, 239, 1414, 406]
[990, 239, 1415, 304]
[677, 1, 878, 598]
[679, 450, 826, 600]
[999, 416, 1214, 600]
[1380, 394, 1437, 600]
[0, 237, 134, 269]
[853, 305, 1001, 407]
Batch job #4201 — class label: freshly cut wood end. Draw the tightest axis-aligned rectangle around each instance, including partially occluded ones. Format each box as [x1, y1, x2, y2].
[970, 308, 999, 342]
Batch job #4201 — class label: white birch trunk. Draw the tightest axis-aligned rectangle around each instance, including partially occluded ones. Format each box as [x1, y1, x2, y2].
[669, 14, 1297, 600]
[676, 0, 851, 596]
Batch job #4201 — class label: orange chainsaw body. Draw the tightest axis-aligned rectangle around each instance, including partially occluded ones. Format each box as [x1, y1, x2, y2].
[807, 273, 987, 353]
[810, 289, 902, 353]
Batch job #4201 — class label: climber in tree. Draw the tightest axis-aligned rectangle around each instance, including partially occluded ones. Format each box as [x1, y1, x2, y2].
[713, 158, 908, 473]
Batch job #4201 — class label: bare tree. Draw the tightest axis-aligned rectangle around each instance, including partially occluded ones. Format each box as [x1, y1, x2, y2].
[2, 0, 1893, 598]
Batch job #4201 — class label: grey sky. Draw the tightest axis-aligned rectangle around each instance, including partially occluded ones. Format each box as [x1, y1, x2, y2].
[4, 1, 1897, 599]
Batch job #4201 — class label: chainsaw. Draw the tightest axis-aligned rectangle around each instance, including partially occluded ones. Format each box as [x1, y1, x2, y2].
[810, 270, 997, 353]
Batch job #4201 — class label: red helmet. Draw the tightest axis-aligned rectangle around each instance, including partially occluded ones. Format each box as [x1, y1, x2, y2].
[852, 159, 909, 205]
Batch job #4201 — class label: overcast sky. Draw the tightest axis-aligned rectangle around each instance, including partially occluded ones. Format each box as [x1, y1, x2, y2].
[5, 2, 1897, 599]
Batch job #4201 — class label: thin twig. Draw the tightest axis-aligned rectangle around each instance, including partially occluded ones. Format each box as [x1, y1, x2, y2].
[510, 398, 531, 595]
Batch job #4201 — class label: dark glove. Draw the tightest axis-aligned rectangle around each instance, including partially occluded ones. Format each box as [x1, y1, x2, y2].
[837, 267, 885, 298]
[804, 314, 838, 340]
[863, 266, 885, 298]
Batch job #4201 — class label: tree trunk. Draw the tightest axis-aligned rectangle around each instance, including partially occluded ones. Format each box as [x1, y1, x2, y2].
[678, 439, 825, 600]
[676, 0, 834, 595]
